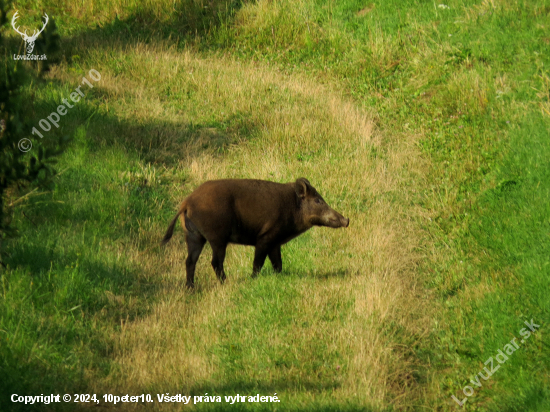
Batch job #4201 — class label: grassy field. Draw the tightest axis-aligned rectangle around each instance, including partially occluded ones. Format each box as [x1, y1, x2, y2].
[1, 0, 549, 411]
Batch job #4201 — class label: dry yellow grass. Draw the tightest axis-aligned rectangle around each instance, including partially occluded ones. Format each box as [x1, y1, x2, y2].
[6, 0, 548, 410]
[48, 40, 431, 409]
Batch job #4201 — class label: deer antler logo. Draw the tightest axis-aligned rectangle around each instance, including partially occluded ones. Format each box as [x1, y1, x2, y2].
[11, 11, 49, 55]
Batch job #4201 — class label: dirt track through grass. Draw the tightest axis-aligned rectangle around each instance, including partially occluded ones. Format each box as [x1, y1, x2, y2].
[4, 0, 548, 410]
[51, 43, 431, 409]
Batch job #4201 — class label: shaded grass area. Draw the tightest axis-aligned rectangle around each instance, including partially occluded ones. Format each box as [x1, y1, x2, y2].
[0, 139, 165, 410]
[2, 39, 414, 412]
[1, 0, 549, 411]
[197, 0, 550, 409]
[84, 47, 419, 410]
[0, 77, 179, 409]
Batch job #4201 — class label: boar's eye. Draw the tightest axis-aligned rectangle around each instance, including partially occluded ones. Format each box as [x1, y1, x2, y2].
[315, 198, 322, 204]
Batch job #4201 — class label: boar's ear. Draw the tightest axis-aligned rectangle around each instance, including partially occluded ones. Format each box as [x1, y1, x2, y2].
[295, 178, 311, 199]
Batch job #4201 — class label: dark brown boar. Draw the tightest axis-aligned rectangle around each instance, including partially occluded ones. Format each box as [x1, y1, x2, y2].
[162, 178, 349, 288]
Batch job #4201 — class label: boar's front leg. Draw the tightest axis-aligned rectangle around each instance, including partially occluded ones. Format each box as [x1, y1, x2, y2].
[268, 245, 282, 273]
[210, 241, 228, 284]
[253, 241, 282, 277]
[252, 242, 271, 277]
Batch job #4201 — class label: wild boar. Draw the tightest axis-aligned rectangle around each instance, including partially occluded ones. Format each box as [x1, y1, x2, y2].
[162, 178, 349, 288]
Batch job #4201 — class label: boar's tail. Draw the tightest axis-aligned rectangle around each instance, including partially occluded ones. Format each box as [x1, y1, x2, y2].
[162, 201, 187, 245]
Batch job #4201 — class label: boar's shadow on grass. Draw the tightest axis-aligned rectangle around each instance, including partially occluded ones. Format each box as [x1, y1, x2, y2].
[263, 266, 351, 281]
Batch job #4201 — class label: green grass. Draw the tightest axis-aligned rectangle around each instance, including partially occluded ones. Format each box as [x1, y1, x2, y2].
[1, 131, 161, 409]
[1, 0, 550, 410]
[431, 111, 550, 411]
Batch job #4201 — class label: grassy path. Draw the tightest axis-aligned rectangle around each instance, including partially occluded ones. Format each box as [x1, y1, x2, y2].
[1, 0, 549, 411]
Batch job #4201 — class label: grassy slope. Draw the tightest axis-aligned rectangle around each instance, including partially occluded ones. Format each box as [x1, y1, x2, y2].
[1, 0, 549, 411]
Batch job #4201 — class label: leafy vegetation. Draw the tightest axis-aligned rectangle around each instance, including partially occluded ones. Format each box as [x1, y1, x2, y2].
[0, 0, 66, 242]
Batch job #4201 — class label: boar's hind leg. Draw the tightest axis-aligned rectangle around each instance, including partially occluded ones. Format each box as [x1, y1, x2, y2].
[185, 232, 206, 288]
[210, 242, 228, 284]
[268, 246, 282, 273]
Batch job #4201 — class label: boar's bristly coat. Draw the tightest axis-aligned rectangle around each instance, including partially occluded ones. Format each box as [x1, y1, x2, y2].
[162, 178, 349, 288]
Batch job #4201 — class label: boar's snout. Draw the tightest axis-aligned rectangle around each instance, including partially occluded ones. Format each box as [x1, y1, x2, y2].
[296, 178, 350, 230]
[324, 209, 350, 229]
